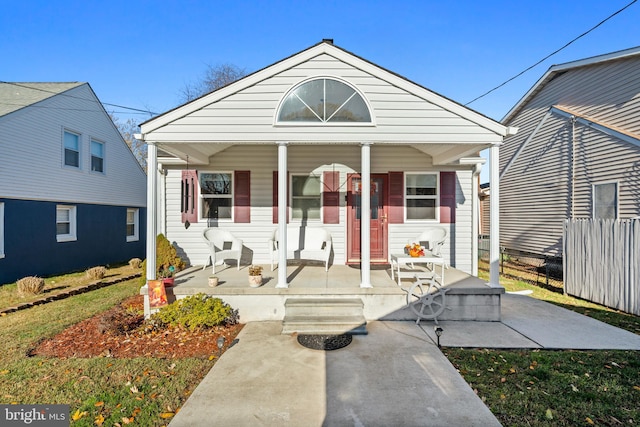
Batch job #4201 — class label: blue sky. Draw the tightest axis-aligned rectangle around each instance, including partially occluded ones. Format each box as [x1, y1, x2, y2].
[2, 0, 639, 182]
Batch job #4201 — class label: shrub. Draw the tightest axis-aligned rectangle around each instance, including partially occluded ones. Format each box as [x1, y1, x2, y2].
[129, 258, 142, 269]
[151, 294, 239, 331]
[17, 276, 45, 296]
[86, 266, 106, 280]
[140, 234, 186, 285]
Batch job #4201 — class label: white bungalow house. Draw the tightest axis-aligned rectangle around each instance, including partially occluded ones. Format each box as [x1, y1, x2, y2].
[138, 40, 512, 324]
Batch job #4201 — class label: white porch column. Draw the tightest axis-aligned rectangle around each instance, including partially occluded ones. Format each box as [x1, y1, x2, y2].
[276, 142, 289, 288]
[360, 142, 372, 288]
[146, 143, 158, 283]
[489, 145, 500, 287]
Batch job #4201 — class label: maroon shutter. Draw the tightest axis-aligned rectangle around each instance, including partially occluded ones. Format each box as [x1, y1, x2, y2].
[323, 171, 340, 224]
[388, 171, 404, 224]
[181, 170, 198, 224]
[440, 171, 456, 224]
[272, 171, 289, 223]
[234, 170, 250, 223]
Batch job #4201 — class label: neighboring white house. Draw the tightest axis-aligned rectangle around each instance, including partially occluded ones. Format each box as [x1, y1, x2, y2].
[139, 40, 513, 287]
[0, 82, 147, 284]
[499, 46, 640, 258]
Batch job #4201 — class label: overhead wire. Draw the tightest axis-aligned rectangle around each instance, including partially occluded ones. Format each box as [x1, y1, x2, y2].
[0, 81, 158, 116]
[465, 0, 638, 106]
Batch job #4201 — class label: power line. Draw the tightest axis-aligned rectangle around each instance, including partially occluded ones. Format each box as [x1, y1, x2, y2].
[0, 81, 158, 116]
[465, 0, 638, 106]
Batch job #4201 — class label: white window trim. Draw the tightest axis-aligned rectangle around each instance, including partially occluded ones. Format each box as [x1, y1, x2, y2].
[56, 205, 77, 242]
[90, 138, 106, 174]
[126, 208, 139, 242]
[404, 172, 440, 222]
[274, 75, 376, 127]
[0, 202, 4, 259]
[592, 180, 619, 219]
[198, 171, 234, 222]
[290, 173, 323, 223]
[63, 129, 82, 170]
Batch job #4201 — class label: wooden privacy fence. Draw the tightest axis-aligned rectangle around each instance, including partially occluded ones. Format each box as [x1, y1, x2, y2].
[563, 219, 640, 315]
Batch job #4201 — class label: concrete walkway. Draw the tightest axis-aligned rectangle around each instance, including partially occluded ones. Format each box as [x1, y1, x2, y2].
[170, 294, 640, 427]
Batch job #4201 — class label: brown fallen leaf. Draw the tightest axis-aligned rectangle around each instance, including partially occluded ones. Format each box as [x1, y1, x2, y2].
[94, 401, 104, 407]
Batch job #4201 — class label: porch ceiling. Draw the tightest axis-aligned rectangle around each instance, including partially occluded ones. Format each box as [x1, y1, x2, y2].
[156, 141, 491, 166]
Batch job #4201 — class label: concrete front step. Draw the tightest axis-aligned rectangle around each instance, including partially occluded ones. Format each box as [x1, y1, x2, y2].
[282, 298, 367, 335]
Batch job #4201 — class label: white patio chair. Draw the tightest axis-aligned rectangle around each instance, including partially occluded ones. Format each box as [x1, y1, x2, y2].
[414, 227, 448, 256]
[202, 228, 243, 274]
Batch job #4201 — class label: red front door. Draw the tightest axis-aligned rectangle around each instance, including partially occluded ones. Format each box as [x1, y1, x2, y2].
[346, 174, 388, 264]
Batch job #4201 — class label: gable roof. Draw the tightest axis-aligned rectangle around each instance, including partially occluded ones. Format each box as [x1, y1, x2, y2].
[141, 40, 510, 137]
[502, 46, 640, 123]
[0, 82, 84, 117]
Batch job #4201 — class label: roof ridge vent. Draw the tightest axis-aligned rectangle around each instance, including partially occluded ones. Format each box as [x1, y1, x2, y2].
[322, 38, 334, 44]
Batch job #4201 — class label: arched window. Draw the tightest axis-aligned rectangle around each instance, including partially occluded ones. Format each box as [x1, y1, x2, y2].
[277, 78, 372, 123]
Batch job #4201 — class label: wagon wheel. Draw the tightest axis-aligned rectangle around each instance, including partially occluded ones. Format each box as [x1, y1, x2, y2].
[407, 278, 447, 321]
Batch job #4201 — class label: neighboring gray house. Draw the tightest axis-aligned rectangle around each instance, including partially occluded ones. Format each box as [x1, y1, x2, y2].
[0, 82, 147, 284]
[499, 47, 640, 258]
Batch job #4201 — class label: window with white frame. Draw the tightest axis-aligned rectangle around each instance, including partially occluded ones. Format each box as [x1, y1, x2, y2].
[0, 202, 4, 258]
[405, 173, 438, 221]
[199, 172, 232, 220]
[63, 130, 80, 168]
[291, 174, 321, 220]
[593, 182, 618, 219]
[91, 139, 105, 173]
[277, 78, 372, 123]
[126, 208, 139, 242]
[56, 205, 77, 242]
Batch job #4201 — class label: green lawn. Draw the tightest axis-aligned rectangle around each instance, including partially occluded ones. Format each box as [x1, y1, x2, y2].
[442, 262, 640, 426]
[0, 279, 215, 427]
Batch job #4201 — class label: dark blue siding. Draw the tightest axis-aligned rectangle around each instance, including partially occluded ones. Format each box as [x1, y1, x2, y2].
[0, 198, 146, 285]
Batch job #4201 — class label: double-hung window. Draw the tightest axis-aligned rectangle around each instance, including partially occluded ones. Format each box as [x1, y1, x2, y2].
[291, 174, 321, 220]
[593, 182, 618, 219]
[199, 172, 232, 220]
[56, 205, 77, 242]
[91, 139, 105, 173]
[405, 173, 438, 221]
[63, 131, 80, 168]
[126, 208, 139, 242]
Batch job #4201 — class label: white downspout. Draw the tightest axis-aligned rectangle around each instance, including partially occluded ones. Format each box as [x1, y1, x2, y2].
[276, 142, 289, 288]
[360, 142, 372, 288]
[489, 145, 501, 288]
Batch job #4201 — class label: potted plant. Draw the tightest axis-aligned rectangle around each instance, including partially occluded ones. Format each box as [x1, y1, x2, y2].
[405, 243, 425, 258]
[248, 265, 263, 288]
[158, 265, 176, 287]
[208, 275, 219, 287]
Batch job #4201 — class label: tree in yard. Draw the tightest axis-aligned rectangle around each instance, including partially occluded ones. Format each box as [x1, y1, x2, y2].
[179, 63, 247, 103]
[110, 113, 147, 172]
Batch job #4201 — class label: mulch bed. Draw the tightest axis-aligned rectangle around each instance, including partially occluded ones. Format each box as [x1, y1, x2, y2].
[29, 295, 243, 359]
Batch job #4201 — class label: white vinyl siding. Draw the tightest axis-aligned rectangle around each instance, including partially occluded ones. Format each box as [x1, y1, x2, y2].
[126, 208, 139, 242]
[160, 145, 475, 274]
[144, 54, 501, 146]
[56, 205, 77, 242]
[0, 84, 146, 207]
[0, 202, 4, 258]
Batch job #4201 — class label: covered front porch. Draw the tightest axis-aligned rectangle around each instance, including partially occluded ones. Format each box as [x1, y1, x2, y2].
[145, 262, 503, 324]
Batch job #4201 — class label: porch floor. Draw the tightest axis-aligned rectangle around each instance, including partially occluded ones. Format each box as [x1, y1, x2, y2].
[146, 262, 503, 323]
